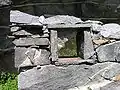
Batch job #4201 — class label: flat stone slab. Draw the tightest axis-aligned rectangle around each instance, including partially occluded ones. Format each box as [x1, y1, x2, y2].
[10, 10, 42, 25]
[18, 62, 120, 90]
[13, 38, 49, 46]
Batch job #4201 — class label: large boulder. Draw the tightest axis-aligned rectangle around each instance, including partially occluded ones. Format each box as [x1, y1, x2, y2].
[18, 62, 120, 90]
[96, 41, 120, 62]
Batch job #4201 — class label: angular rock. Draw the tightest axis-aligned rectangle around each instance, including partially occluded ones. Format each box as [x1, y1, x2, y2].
[96, 41, 120, 62]
[15, 47, 28, 68]
[31, 33, 49, 38]
[0, 0, 12, 6]
[12, 30, 32, 36]
[100, 23, 120, 39]
[10, 26, 21, 32]
[15, 47, 50, 68]
[18, 62, 120, 90]
[93, 39, 109, 45]
[77, 30, 95, 59]
[33, 49, 50, 65]
[13, 38, 49, 46]
[100, 81, 120, 90]
[43, 15, 83, 25]
[10, 10, 42, 25]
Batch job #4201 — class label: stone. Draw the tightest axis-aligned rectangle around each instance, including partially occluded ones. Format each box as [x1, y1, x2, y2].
[10, 26, 21, 32]
[0, 0, 12, 6]
[15, 47, 28, 68]
[18, 62, 120, 90]
[31, 33, 49, 38]
[15, 47, 50, 68]
[33, 49, 50, 65]
[100, 81, 120, 90]
[93, 39, 109, 45]
[10, 10, 42, 25]
[43, 15, 83, 25]
[12, 30, 32, 36]
[100, 23, 120, 39]
[96, 41, 120, 62]
[77, 30, 95, 59]
[13, 38, 49, 46]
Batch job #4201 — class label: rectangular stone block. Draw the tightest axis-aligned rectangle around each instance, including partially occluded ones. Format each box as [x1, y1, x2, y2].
[77, 30, 95, 59]
[13, 38, 49, 46]
[15, 47, 50, 68]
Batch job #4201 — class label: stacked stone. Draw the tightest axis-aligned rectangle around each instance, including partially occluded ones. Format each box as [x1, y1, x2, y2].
[91, 23, 120, 63]
[8, 26, 51, 70]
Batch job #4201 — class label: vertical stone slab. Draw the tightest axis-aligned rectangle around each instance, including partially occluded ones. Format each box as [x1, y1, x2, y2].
[50, 30, 58, 62]
[77, 29, 95, 59]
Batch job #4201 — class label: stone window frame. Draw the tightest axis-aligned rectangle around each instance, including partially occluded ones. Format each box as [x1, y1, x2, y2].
[48, 23, 94, 65]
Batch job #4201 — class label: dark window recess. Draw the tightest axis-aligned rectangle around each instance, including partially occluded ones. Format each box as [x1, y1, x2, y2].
[58, 29, 81, 58]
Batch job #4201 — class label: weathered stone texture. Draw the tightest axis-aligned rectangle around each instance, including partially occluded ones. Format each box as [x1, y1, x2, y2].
[0, 0, 11, 6]
[15, 48, 50, 68]
[96, 41, 120, 62]
[77, 30, 95, 59]
[13, 38, 49, 46]
[100, 81, 120, 90]
[18, 62, 120, 90]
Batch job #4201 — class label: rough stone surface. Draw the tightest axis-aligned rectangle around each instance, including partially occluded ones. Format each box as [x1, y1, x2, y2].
[43, 15, 83, 25]
[15, 48, 50, 68]
[0, 0, 11, 6]
[13, 38, 49, 46]
[100, 23, 120, 39]
[12, 30, 32, 36]
[100, 81, 120, 90]
[10, 26, 21, 32]
[78, 30, 95, 59]
[10, 10, 42, 25]
[18, 62, 120, 90]
[96, 41, 120, 62]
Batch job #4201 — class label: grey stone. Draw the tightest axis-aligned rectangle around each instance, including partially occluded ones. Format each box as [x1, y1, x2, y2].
[10, 26, 21, 32]
[31, 33, 49, 38]
[13, 38, 49, 46]
[100, 81, 120, 90]
[33, 49, 50, 65]
[15, 47, 29, 68]
[100, 23, 120, 39]
[96, 41, 120, 62]
[18, 62, 120, 90]
[0, 0, 12, 6]
[43, 15, 83, 25]
[78, 30, 95, 59]
[10, 10, 42, 25]
[15, 48, 50, 68]
[12, 30, 32, 36]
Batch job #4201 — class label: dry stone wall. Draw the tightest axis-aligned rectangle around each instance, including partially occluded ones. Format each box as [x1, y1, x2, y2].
[1, 8, 120, 89]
